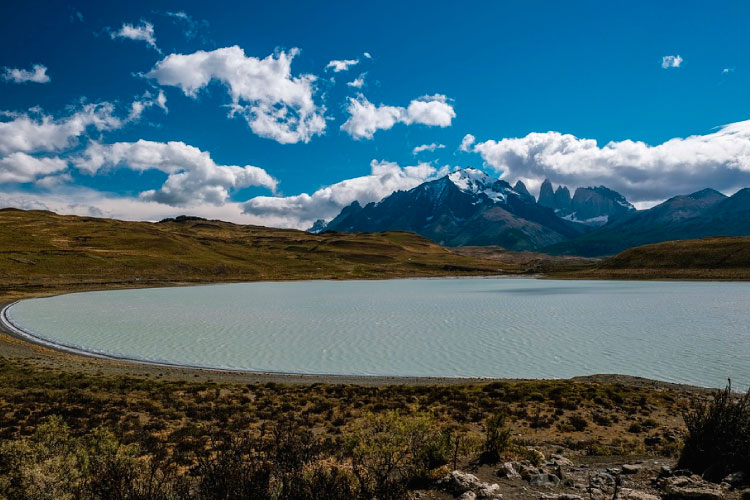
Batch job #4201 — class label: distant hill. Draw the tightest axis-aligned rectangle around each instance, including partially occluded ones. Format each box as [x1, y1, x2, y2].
[0, 208, 506, 299]
[545, 188, 750, 256]
[557, 237, 750, 280]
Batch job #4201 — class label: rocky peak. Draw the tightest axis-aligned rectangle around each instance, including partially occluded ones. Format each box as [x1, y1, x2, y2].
[554, 186, 572, 212]
[513, 180, 535, 202]
[538, 179, 556, 209]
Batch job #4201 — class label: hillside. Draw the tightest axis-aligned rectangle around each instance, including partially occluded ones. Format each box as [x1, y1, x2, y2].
[0, 209, 508, 300]
[555, 237, 750, 280]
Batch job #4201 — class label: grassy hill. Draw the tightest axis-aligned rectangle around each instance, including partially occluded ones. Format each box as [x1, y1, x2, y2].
[0, 209, 512, 300]
[554, 236, 750, 280]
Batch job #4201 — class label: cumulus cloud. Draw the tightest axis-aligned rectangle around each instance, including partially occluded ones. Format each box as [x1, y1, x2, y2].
[243, 160, 450, 228]
[2, 64, 50, 84]
[412, 143, 445, 155]
[341, 94, 455, 140]
[326, 58, 359, 72]
[111, 21, 160, 52]
[0, 153, 67, 184]
[662, 55, 683, 69]
[463, 121, 750, 203]
[0, 103, 124, 156]
[347, 73, 366, 88]
[73, 139, 277, 206]
[363, 52, 372, 59]
[459, 134, 476, 152]
[146, 46, 326, 144]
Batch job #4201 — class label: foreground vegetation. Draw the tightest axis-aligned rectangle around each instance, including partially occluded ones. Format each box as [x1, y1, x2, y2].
[0, 355, 694, 499]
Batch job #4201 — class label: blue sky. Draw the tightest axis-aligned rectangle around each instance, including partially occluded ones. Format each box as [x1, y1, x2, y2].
[2, 0, 750, 228]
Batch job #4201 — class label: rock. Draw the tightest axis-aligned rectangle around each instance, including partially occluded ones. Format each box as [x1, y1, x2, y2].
[660, 476, 725, 500]
[740, 489, 750, 500]
[539, 494, 582, 500]
[550, 454, 574, 467]
[476, 483, 502, 499]
[622, 464, 643, 475]
[723, 472, 745, 487]
[618, 488, 661, 500]
[529, 473, 561, 488]
[438, 470, 502, 499]
[438, 471, 483, 494]
[520, 465, 541, 480]
[660, 466, 674, 478]
[497, 462, 522, 480]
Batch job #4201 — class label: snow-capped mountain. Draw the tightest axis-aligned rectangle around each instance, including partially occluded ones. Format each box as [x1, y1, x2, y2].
[322, 168, 588, 250]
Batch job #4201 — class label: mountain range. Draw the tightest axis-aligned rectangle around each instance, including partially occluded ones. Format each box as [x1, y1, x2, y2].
[316, 168, 750, 256]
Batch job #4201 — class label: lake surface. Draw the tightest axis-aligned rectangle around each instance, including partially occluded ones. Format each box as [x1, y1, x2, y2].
[5, 278, 750, 387]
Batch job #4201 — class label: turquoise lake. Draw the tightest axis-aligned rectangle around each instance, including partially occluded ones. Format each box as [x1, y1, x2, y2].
[5, 278, 750, 388]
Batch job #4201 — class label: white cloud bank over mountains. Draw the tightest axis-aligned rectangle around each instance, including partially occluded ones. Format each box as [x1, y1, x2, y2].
[463, 121, 750, 203]
[146, 46, 326, 144]
[243, 160, 449, 228]
[341, 94, 455, 139]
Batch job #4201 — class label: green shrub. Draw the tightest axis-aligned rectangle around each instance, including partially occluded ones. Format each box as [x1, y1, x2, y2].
[679, 384, 750, 481]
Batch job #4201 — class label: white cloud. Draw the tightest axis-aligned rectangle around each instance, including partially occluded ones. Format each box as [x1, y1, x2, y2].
[2, 64, 50, 84]
[464, 120, 750, 203]
[146, 46, 326, 144]
[347, 73, 366, 88]
[459, 134, 476, 152]
[412, 143, 445, 155]
[341, 94, 455, 139]
[111, 21, 160, 52]
[326, 59, 359, 72]
[0, 153, 67, 184]
[128, 90, 168, 122]
[661, 55, 683, 69]
[243, 160, 450, 228]
[0, 103, 124, 155]
[723, 68, 734, 74]
[363, 52, 372, 59]
[73, 139, 277, 206]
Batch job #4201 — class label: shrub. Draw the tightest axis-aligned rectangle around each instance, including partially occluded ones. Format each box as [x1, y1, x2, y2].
[568, 415, 589, 431]
[679, 383, 750, 481]
[480, 412, 512, 464]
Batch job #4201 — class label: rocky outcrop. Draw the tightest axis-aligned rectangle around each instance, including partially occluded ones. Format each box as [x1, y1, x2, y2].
[437, 470, 503, 499]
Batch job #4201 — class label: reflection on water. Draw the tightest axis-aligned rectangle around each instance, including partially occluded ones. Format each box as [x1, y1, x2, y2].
[7, 278, 750, 388]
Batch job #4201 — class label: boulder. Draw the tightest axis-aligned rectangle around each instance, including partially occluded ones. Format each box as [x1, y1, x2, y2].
[622, 464, 643, 475]
[529, 473, 561, 488]
[550, 454, 574, 467]
[660, 475, 725, 500]
[438, 470, 502, 499]
[497, 462, 522, 480]
[438, 471, 483, 494]
[618, 488, 660, 500]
